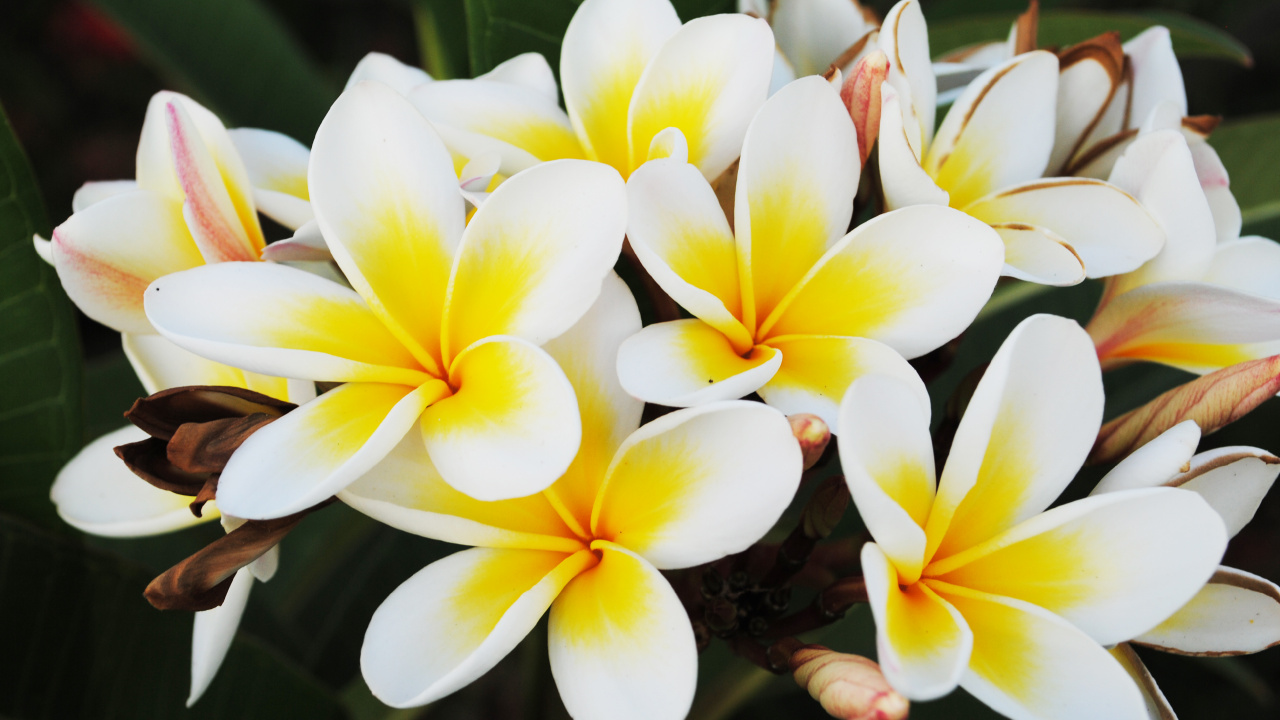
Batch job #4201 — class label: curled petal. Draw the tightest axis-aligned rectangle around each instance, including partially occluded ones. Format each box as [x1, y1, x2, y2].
[1166, 446, 1280, 537]
[1091, 420, 1200, 495]
[616, 319, 782, 407]
[1134, 567, 1280, 656]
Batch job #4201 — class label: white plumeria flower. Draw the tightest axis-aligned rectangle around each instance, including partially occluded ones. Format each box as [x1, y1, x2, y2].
[876, 0, 1166, 287]
[739, 0, 878, 80]
[1089, 420, 1280, 717]
[143, 81, 626, 517]
[407, 0, 774, 182]
[343, 274, 803, 719]
[617, 75, 1003, 430]
[838, 314, 1227, 720]
[1087, 125, 1280, 374]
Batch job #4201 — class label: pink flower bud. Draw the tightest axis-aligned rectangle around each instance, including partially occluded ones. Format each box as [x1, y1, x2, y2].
[840, 51, 889, 166]
[790, 645, 909, 720]
[788, 413, 831, 470]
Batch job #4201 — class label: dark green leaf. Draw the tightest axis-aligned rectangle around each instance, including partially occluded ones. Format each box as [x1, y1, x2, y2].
[413, 0, 470, 80]
[0, 103, 82, 529]
[89, 0, 337, 143]
[928, 10, 1252, 68]
[83, 348, 147, 443]
[1210, 114, 1280, 230]
[0, 512, 346, 720]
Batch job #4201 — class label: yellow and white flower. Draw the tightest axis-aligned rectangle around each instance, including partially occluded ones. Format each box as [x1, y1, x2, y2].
[617, 74, 1003, 428]
[876, 0, 1166, 286]
[143, 81, 626, 517]
[738, 0, 879, 81]
[343, 275, 804, 719]
[406, 0, 774, 181]
[1086, 125, 1280, 374]
[1090, 420, 1280, 715]
[838, 314, 1227, 719]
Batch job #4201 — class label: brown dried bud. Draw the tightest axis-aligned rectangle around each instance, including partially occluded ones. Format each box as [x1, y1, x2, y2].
[840, 50, 888, 166]
[789, 413, 831, 471]
[790, 645, 909, 720]
[1013, 0, 1040, 55]
[802, 476, 850, 540]
[144, 502, 329, 611]
[115, 386, 295, 516]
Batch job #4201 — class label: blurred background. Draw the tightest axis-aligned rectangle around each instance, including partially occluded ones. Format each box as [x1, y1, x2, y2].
[2, 1, 1280, 718]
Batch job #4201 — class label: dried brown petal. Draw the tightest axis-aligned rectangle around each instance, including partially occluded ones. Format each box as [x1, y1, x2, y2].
[802, 475, 850, 540]
[166, 413, 280, 474]
[1013, 0, 1040, 55]
[127, 385, 294, 441]
[790, 645, 908, 720]
[1091, 354, 1280, 464]
[114, 437, 209, 496]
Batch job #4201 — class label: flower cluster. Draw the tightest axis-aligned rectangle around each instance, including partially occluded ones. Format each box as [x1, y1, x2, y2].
[39, 0, 1280, 718]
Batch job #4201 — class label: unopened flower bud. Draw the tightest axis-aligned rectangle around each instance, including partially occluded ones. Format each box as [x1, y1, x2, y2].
[789, 413, 831, 470]
[802, 476, 850, 540]
[790, 645, 909, 720]
[840, 50, 888, 166]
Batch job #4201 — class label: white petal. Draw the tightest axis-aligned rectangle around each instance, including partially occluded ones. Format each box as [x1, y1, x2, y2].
[616, 319, 782, 407]
[188, 567, 253, 706]
[1188, 140, 1242, 244]
[227, 128, 310, 198]
[770, 0, 874, 77]
[50, 425, 216, 537]
[591, 401, 802, 569]
[879, 0, 937, 154]
[992, 224, 1086, 287]
[344, 52, 432, 95]
[72, 179, 139, 212]
[1169, 446, 1280, 537]
[1092, 420, 1201, 495]
[1135, 567, 1280, 656]
[477, 52, 559, 103]
[1124, 27, 1187, 130]
[1203, 236, 1280, 301]
[877, 83, 949, 211]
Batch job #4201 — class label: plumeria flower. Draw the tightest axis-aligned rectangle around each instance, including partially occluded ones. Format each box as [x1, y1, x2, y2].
[1086, 126, 1280, 374]
[144, 81, 626, 517]
[838, 314, 1227, 719]
[876, 0, 1165, 286]
[738, 0, 879, 83]
[342, 274, 804, 719]
[617, 74, 1003, 429]
[407, 0, 774, 182]
[42, 91, 313, 704]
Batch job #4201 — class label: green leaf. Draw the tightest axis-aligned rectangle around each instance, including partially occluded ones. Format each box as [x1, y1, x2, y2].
[1209, 114, 1280, 230]
[464, 0, 736, 77]
[0, 103, 83, 529]
[413, 0, 470, 80]
[928, 10, 1253, 67]
[0, 512, 346, 720]
[89, 0, 337, 143]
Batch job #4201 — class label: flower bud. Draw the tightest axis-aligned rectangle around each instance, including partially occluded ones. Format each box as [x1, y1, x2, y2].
[790, 645, 909, 720]
[840, 50, 888, 165]
[789, 413, 831, 470]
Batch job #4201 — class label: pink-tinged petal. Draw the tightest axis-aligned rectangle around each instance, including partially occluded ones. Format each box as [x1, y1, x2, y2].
[616, 319, 782, 407]
[560, 0, 681, 171]
[927, 487, 1227, 646]
[340, 431, 581, 552]
[1166, 446, 1280, 537]
[422, 336, 582, 502]
[408, 79, 584, 176]
[735, 76, 860, 325]
[839, 377, 935, 583]
[217, 380, 447, 519]
[363, 547, 594, 707]
[927, 315, 1102, 561]
[50, 425, 216, 537]
[478, 52, 559, 103]
[625, 157, 750, 348]
[591, 402, 801, 569]
[442, 159, 626, 361]
[879, 0, 937, 155]
[627, 14, 775, 180]
[964, 178, 1165, 279]
[1135, 567, 1280, 656]
[260, 220, 331, 263]
[145, 262, 430, 385]
[51, 190, 203, 334]
[844, 51, 889, 166]
[992, 224, 1086, 286]
[760, 335, 927, 433]
[1187, 140, 1241, 244]
[1088, 282, 1280, 373]
[166, 101, 263, 262]
[1204, 236, 1280, 300]
[925, 52, 1059, 208]
[770, 0, 876, 77]
[32, 234, 53, 265]
[541, 273, 644, 529]
[549, 543, 696, 720]
[1124, 27, 1187, 129]
[72, 179, 138, 212]
[877, 83, 950, 211]
[759, 205, 1003, 360]
[344, 52, 432, 94]
[310, 81, 465, 374]
[1108, 130, 1216, 292]
[1091, 420, 1201, 495]
[188, 567, 253, 706]
[862, 544, 972, 701]
[1092, 354, 1280, 464]
[929, 582, 1150, 720]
